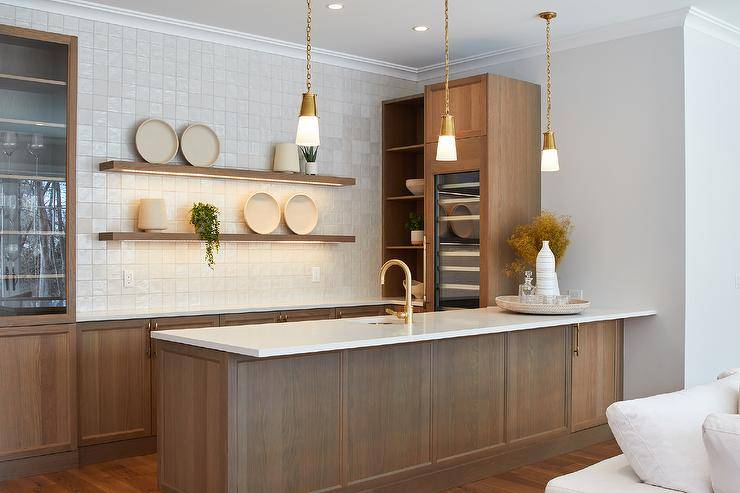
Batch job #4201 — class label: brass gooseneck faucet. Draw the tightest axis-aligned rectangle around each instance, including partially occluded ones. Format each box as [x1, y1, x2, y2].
[379, 259, 413, 325]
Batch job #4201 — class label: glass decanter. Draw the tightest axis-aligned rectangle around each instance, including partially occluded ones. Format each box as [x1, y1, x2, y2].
[518, 270, 536, 302]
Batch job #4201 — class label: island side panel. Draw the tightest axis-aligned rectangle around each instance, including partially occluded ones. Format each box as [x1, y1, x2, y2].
[345, 342, 432, 484]
[433, 334, 507, 462]
[157, 342, 228, 493]
[506, 326, 570, 446]
[236, 353, 342, 493]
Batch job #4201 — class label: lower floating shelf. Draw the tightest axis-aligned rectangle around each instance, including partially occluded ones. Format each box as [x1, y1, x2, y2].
[99, 232, 355, 243]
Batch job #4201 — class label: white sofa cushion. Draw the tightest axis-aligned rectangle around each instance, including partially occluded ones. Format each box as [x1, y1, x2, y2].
[703, 413, 740, 493]
[546, 455, 672, 493]
[717, 367, 740, 380]
[606, 374, 740, 493]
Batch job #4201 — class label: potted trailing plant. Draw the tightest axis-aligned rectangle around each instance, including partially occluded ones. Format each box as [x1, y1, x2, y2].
[300, 145, 318, 175]
[405, 212, 424, 245]
[190, 202, 220, 269]
[505, 211, 573, 278]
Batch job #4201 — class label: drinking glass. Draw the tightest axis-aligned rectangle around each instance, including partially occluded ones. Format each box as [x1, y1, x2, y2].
[568, 289, 584, 301]
[1, 131, 17, 169]
[28, 134, 45, 174]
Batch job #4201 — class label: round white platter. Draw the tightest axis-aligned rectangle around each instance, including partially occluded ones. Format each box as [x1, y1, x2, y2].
[135, 119, 179, 164]
[243, 192, 280, 234]
[495, 295, 591, 315]
[283, 193, 318, 235]
[181, 123, 220, 167]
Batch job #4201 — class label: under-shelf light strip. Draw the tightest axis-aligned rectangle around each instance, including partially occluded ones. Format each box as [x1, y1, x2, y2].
[113, 167, 344, 186]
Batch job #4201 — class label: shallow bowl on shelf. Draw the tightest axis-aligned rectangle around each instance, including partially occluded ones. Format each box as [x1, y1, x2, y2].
[495, 295, 590, 315]
[403, 279, 425, 300]
[405, 179, 424, 196]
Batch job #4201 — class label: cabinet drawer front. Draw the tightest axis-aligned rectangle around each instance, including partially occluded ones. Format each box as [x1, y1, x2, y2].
[425, 75, 487, 143]
[335, 305, 386, 319]
[281, 308, 335, 322]
[0, 324, 75, 460]
[427, 136, 486, 174]
[151, 315, 220, 331]
[78, 320, 152, 445]
[220, 312, 280, 326]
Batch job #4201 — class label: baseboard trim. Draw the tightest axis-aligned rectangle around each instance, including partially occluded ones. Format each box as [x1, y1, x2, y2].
[79, 436, 157, 466]
[0, 450, 79, 482]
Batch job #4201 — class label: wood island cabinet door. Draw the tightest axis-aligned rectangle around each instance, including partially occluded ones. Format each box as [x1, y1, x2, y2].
[335, 305, 387, 319]
[571, 320, 622, 432]
[0, 324, 75, 461]
[220, 311, 280, 326]
[506, 326, 569, 446]
[280, 308, 335, 322]
[78, 320, 151, 446]
[424, 74, 487, 143]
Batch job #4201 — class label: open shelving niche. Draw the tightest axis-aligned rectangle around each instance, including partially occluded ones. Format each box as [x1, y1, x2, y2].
[97, 161, 357, 244]
[381, 94, 426, 301]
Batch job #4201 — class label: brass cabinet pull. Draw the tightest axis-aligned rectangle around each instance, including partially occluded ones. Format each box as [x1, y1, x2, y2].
[573, 323, 581, 357]
[154, 322, 159, 331]
[337, 311, 343, 318]
[146, 320, 152, 358]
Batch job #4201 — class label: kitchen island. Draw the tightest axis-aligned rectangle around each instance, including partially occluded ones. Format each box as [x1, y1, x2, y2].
[151, 306, 654, 493]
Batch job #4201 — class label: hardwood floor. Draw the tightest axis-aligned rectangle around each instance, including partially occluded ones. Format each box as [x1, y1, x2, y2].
[0, 441, 620, 493]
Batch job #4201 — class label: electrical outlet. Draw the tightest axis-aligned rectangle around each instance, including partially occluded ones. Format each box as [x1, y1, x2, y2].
[124, 269, 135, 288]
[311, 266, 321, 283]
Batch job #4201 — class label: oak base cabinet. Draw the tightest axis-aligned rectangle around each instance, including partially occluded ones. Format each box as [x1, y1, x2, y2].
[77, 320, 151, 446]
[0, 325, 76, 461]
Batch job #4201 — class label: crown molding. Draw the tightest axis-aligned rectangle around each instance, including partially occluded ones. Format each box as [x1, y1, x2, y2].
[416, 7, 693, 82]
[11, 0, 421, 80]
[685, 7, 740, 49]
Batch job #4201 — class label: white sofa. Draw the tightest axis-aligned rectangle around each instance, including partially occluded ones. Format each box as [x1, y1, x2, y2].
[546, 371, 740, 493]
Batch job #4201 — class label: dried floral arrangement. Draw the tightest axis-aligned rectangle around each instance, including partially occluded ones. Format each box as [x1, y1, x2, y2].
[505, 211, 573, 278]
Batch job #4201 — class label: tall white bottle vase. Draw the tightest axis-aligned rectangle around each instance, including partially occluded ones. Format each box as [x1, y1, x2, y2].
[536, 240, 560, 296]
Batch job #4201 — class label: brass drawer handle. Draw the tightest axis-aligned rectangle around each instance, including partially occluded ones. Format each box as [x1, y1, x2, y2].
[573, 324, 581, 357]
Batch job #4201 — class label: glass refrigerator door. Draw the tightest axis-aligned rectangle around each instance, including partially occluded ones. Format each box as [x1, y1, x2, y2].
[434, 171, 481, 310]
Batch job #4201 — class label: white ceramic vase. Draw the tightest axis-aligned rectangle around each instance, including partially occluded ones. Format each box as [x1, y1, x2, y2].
[410, 230, 424, 245]
[137, 198, 168, 232]
[536, 240, 560, 296]
[272, 143, 300, 173]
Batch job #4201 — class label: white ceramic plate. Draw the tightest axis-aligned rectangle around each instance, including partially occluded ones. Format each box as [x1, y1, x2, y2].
[284, 193, 318, 235]
[181, 124, 220, 167]
[135, 119, 178, 164]
[449, 203, 480, 239]
[243, 192, 280, 234]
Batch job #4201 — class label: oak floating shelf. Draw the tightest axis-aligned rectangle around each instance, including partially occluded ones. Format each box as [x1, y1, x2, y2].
[386, 195, 423, 201]
[99, 232, 356, 243]
[99, 161, 356, 187]
[385, 245, 424, 250]
[385, 143, 424, 153]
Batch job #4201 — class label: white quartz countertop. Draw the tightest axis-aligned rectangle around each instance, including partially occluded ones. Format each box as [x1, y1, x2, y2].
[75, 297, 422, 322]
[151, 306, 656, 358]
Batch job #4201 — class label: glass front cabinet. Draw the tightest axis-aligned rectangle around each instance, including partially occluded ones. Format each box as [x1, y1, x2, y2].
[0, 26, 76, 325]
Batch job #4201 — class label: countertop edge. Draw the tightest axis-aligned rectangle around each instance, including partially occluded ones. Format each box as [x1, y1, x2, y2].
[151, 308, 657, 358]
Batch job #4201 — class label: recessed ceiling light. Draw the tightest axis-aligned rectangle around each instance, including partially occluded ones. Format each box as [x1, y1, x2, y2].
[327, 3, 343, 10]
[412, 25, 429, 32]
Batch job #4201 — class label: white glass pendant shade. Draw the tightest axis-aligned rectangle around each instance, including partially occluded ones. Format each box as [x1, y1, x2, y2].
[541, 148, 559, 172]
[296, 115, 320, 147]
[436, 135, 457, 161]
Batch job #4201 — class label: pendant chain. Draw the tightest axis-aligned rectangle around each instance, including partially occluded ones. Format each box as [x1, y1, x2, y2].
[444, 0, 450, 115]
[306, 0, 312, 92]
[545, 17, 552, 132]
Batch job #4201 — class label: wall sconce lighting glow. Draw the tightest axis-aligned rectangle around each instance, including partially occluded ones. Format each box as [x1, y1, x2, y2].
[412, 25, 429, 32]
[327, 3, 343, 10]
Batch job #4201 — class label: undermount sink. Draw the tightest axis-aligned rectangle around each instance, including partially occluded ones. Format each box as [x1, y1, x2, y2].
[351, 316, 407, 326]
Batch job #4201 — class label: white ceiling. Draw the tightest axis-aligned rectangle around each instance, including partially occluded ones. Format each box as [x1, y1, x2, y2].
[80, 0, 740, 68]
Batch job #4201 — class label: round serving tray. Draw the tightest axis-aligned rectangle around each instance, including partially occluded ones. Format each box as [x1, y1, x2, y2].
[495, 295, 590, 315]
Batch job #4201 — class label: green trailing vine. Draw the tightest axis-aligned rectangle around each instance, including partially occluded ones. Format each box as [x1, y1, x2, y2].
[190, 202, 220, 269]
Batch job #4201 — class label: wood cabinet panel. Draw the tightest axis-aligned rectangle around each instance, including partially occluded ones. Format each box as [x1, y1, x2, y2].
[157, 344, 226, 493]
[237, 353, 342, 493]
[425, 75, 487, 142]
[78, 320, 151, 446]
[150, 315, 219, 437]
[220, 311, 279, 326]
[571, 320, 621, 432]
[335, 305, 387, 319]
[426, 136, 486, 175]
[0, 325, 75, 460]
[506, 327, 568, 445]
[346, 343, 432, 482]
[281, 307, 335, 322]
[433, 334, 506, 461]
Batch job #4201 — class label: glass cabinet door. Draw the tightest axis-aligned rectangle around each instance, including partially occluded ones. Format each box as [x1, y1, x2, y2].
[434, 171, 481, 310]
[0, 32, 70, 317]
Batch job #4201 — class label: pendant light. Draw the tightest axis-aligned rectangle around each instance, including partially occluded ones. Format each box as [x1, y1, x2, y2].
[296, 0, 320, 146]
[539, 11, 559, 172]
[436, 0, 457, 161]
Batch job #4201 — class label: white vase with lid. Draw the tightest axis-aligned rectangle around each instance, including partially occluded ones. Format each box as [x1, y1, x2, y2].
[536, 240, 560, 296]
